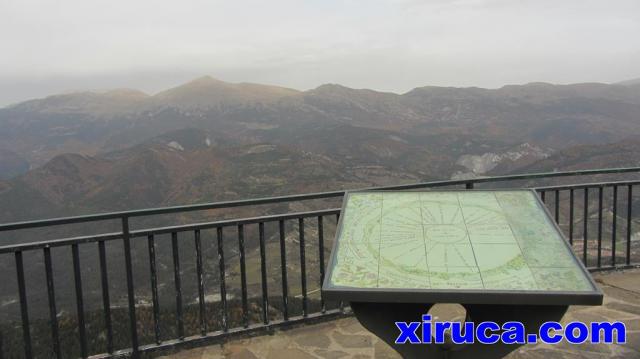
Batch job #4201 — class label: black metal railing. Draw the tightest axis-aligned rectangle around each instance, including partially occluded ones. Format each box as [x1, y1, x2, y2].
[536, 180, 638, 270]
[0, 167, 638, 358]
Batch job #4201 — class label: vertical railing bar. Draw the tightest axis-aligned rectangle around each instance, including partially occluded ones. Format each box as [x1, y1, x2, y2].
[583, 188, 589, 265]
[554, 190, 560, 223]
[238, 225, 249, 328]
[541, 190, 546, 203]
[612, 186, 618, 266]
[72, 244, 88, 358]
[597, 186, 603, 267]
[194, 229, 207, 336]
[15, 251, 32, 359]
[98, 240, 114, 353]
[122, 216, 139, 356]
[336, 213, 344, 312]
[217, 227, 228, 332]
[258, 222, 269, 324]
[318, 216, 326, 313]
[171, 232, 184, 339]
[279, 220, 289, 321]
[147, 234, 161, 344]
[298, 218, 308, 317]
[627, 185, 633, 265]
[44, 247, 62, 359]
[569, 189, 574, 245]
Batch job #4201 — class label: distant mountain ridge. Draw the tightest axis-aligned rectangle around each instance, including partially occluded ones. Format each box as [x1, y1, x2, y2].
[1, 76, 640, 221]
[9, 88, 150, 115]
[8, 77, 640, 114]
[2, 76, 640, 160]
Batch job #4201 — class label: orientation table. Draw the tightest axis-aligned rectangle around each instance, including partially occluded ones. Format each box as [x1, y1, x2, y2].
[322, 189, 602, 358]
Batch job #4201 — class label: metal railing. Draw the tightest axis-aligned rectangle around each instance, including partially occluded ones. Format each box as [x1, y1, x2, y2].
[0, 167, 638, 358]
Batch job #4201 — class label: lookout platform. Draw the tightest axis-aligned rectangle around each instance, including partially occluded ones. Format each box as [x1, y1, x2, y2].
[160, 268, 640, 359]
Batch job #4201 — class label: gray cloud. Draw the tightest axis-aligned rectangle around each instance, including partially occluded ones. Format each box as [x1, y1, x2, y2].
[1, 0, 639, 106]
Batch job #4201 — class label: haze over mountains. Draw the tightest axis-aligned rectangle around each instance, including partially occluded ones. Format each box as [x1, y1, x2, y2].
[1, 76, 640, 222]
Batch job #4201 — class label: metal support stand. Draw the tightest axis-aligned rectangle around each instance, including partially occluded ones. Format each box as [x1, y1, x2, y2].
[351, 302, 568, 359]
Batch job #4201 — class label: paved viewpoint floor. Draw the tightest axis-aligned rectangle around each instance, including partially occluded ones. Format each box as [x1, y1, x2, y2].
[160, 269, 640, 359]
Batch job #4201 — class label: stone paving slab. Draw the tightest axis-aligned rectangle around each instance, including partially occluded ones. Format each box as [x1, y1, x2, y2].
[159, 269, 640, 358]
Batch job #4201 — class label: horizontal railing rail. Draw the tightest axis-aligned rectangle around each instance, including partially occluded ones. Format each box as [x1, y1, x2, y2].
[535, 179, 640, 191]
[0, 209, 342, 254]
[0, 167, 638, 359]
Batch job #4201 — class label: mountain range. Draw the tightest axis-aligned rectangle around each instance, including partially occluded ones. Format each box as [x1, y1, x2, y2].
[1, 76, 640, 346]
[1, 76, 640, 223]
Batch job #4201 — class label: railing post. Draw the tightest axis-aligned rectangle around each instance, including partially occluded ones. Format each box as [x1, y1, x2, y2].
[279, 220, 289, 320]
[258, 222, 269, 324]
[627, 185, 633, 265]
[15, 251, 32, 359]
[583, 188, 589, 265]
[195, 229, 207, 335]
[122, 216, 139, 357]
[318, 216, 326, 313]
[569, 189, 574, 245]
[336, 213, 344, 312]
[44, 247, 61, 359]
[597, 187, 603, 267]
[172, 232, 184, 339]
[72, 244, 87, 358]
[554, 190, 560, 223]
[299, 218, 308, 317]
[237, 225, 249, 328]
[98, 240, 114, 353]
[147, 234, 161, 344]
[612, 186, 618, 266]
[217, 227, 228, 331]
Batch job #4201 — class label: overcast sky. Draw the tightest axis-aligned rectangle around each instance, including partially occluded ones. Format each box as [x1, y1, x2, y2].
[1, 0, 639, 106]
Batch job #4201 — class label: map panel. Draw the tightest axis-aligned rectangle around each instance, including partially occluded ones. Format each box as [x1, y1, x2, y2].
[328, 190, 594, 292]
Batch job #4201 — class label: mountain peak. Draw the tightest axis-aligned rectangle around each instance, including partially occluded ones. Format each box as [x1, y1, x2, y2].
[183, 75, 227, 86]
[153, 76, 300, 108]
[314, 83, 351, 91]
